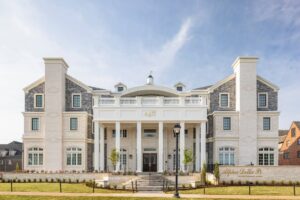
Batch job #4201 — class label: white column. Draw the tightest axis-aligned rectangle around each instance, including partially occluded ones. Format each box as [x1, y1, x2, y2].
[94, 122, 99, 171]
[180, 122, 185, 172]
[195, 124, 201, 171]
[158, 121, 164, 173]
[99, 124, 105, 171]
[136, 121, 142, 172]
[115, 121, 121, 172]
[200, 122, 206, 170]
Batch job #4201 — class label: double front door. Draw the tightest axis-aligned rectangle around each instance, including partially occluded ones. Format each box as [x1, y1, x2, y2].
[143, 153, 157, 172]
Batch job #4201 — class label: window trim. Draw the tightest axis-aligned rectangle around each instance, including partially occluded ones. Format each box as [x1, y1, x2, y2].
[31, 118, 40, 131]
[27, 147, 43, 166]
[258, 92, 268, 108]
[72, 93, 82, 108]
[223, 117, 231, 131]
[66, 147, 82, 166]
[34, 93, 44, 109]
[70, 117, 78, 131]
[258, 147, 275, 166]
[263, 117, 271, 131]
[218, 147, 235, 166]
[219, 93, 230, 108]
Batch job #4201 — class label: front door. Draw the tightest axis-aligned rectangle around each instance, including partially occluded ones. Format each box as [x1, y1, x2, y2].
[143, 153, 157, 172]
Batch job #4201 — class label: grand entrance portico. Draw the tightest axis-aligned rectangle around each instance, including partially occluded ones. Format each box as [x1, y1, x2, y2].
[93, 83, 208, 173]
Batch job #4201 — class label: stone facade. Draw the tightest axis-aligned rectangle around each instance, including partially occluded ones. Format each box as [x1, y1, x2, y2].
[209, 78, 236, 113]
[25, 83, 45, 112]
[257, 80, 278, 111]
[65, 78, 93, 114]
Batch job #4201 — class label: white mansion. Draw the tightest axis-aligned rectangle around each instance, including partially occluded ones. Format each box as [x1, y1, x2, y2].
[23, 57, 280, 173]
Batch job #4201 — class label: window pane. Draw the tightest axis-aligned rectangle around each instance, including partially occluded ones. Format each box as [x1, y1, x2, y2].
[223, 117, 231, 130]
[263, 117, 271, 130]
[219, 153, 223, 165]
[220, 94, 229, 107]
[28, 153, 32, 165]
[73, 95, 81, 108]
[259, 94, 267, 107]
[259, 154, 263, 165]
[264, 154, 269, 165]
[70, 118, 78, 130]
[72, 153, 76, 165]
[270, 154, 274, 165]
[224, 153, 229, 165]
[67, 153, 71, 165]
[33, 153, 38, 165]
[77, 153, 82, 165]
[38, 153, 43, 165]
[35, 95, 43, 108]
[32, 118, 39, 131]
[230, 153, 234, 165]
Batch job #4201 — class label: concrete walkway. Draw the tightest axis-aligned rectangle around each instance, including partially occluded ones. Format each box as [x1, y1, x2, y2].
[1, 191, 300, 199]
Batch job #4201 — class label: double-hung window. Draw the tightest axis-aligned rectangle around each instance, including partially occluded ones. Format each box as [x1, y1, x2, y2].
[258, 93, 268, 108]
[31, 118, 39, 131]
[220, 93, 229, 107]
[263, 117, 271, 131]
[223, 117, 231, 131]
[72, 94, 81, 108]
[70, 118, 78, 131]
[34, 94, 44, 108]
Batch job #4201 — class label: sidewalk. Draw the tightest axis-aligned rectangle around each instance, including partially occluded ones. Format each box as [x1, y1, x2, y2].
[1, 191, 300, 199]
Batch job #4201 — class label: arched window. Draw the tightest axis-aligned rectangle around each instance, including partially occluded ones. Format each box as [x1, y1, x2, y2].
[258, 147, 274, 166]
[28, 147, 43, 166]
[66, 147, 82, 166]
[119, 149, 127, 171]
[219, 147, 235, 165]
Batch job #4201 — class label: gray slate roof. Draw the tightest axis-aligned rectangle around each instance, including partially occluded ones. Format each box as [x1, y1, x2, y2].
[193, 85, 212, 90]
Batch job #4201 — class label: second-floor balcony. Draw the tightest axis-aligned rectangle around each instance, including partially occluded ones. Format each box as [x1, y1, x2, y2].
[94, 96, 207, 107]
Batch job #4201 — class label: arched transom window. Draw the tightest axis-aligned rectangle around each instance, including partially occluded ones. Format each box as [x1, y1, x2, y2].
[219, 147, 235, 165]
[66, 147, 82, 166]
[28, 147, 43, 166]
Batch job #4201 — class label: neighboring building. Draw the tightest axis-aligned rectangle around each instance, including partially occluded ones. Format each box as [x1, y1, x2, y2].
[279, 122, 300, 165]
[0, 141, 23, 172]
[23, 56, 280, 173]
[278, 130, 288, 149]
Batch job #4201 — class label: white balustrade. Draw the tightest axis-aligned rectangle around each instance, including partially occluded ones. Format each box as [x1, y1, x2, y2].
[97, 96, 205, 107]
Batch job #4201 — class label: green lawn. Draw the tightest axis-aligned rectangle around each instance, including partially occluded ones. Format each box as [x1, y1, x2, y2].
[175, 186, 300, 196]
[0, 183, 129, 193]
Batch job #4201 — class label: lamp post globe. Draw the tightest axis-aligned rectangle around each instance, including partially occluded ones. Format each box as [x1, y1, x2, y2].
[173, 123, 181, 198]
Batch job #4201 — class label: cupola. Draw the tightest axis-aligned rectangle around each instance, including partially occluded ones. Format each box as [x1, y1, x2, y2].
[146, 72, 154, 85]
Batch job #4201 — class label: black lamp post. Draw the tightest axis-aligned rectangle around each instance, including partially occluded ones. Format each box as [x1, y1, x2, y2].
[173, 123, 181, 198]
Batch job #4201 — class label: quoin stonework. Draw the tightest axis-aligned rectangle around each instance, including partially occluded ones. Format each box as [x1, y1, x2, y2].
[22, 57, 280, 173]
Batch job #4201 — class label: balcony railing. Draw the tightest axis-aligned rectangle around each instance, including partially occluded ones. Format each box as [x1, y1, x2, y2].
[95, 96, 206, 107]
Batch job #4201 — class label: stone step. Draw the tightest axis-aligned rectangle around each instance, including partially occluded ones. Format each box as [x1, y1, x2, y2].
[137, 186, 164, 191]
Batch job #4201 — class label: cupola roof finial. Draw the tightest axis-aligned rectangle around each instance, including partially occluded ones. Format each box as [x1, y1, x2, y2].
[146, 70, 154, 85]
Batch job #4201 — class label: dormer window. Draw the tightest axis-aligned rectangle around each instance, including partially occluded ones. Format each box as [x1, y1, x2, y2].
[114, 82, 127, 93]
[177, 86, 183, 92]
[117, 86, 124, 92]
[174, 82, 186, 92]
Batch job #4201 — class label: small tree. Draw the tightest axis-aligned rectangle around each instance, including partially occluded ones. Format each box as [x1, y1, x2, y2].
[109, 149, 119, 171]
[183, 149, 193, 172]
[214, 163, 220, 185]
[15, 162, 20, 172]
[201, 163, 207, 185]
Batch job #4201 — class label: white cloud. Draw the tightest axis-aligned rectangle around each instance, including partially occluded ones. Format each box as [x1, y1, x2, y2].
[144, 17, 193, 75]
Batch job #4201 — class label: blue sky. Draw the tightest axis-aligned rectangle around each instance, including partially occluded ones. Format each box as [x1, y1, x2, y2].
[0, 0, 299, 143]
